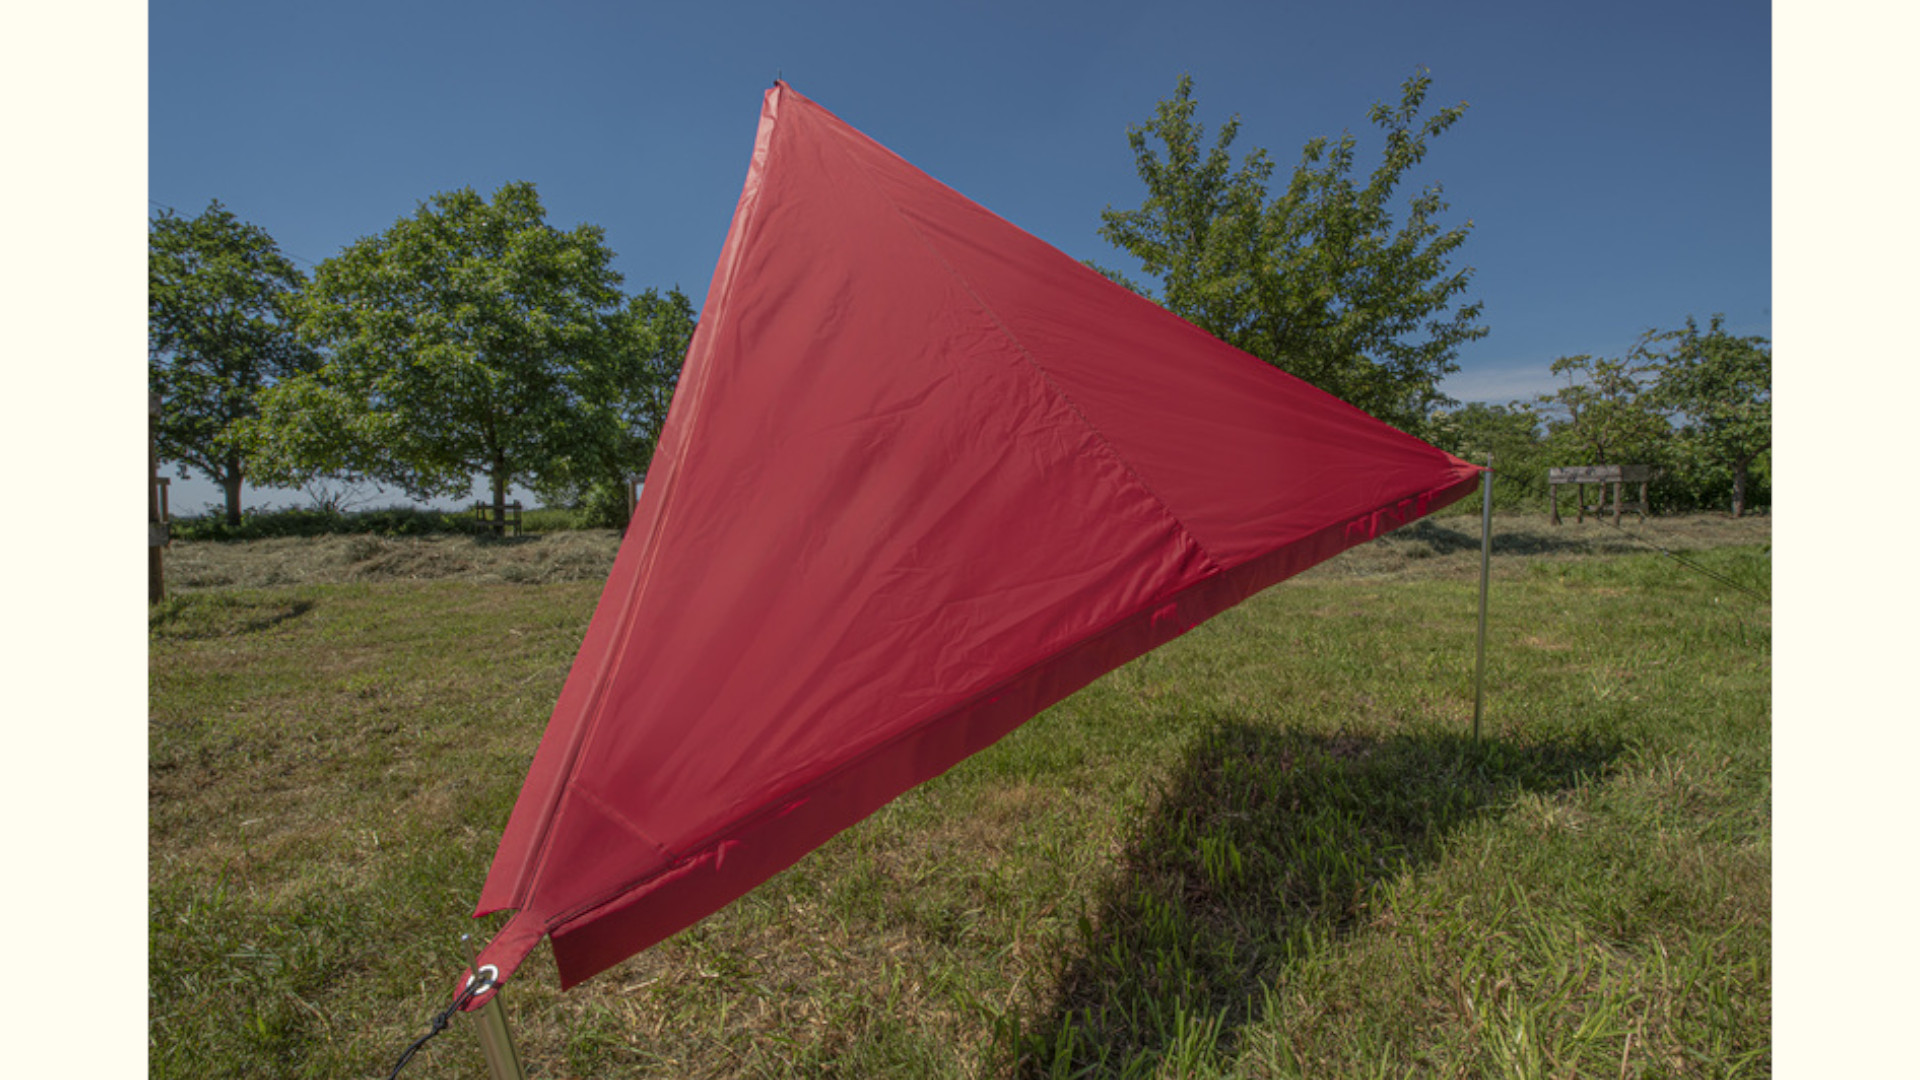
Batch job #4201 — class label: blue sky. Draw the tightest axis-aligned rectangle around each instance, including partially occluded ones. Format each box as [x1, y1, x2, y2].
[146, 0, 1768, 510]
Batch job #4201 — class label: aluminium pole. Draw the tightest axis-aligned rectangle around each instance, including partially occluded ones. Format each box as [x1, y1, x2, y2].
[458, 939, 527, 1080]
[470, 985, 527, 1080]
[1471, 454, 1494, 742]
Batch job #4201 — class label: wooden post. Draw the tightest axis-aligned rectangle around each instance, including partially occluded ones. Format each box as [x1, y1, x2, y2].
[1611, 480, 1622, 525]
[626, 474, 647, 532]
[149, 393, 166, 604]
[1549, 481, 1560, 526]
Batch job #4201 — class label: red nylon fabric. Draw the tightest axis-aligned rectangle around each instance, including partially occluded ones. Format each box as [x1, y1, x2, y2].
[468, 82, 1481, 998]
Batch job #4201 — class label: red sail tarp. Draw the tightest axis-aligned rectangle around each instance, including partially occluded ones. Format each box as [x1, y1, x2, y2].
[469, 82, 1481, 994]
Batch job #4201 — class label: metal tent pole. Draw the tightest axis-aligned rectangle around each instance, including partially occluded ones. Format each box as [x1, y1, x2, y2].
[456, 945, 526, 1080]
[470, 987, 527, 1080]
[1472, 455, 1494, 742]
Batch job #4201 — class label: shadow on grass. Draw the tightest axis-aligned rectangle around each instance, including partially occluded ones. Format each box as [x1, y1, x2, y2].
[1399, 518, 1655, 557]
[1008, 721, 1621, 1077]
[149, 595, 317, 640]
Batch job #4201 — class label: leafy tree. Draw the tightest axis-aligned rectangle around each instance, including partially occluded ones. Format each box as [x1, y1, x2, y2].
[1422, 401, 1550, 508]
[1534, 353, 1668, 469]
[1643, 315, 1770, 517]
[247, 182, 624, 522]
[149, 201, 317, 525]
[1423, 400, 1542, 463]
[1097, 71, 1486, 429]
[535, 287, 698, 526]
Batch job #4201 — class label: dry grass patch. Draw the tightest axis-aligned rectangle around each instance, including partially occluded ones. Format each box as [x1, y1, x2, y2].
[161, 513, 1768, 596]
[164, 529, 623, 591]
[1308, 511, 1770, 583]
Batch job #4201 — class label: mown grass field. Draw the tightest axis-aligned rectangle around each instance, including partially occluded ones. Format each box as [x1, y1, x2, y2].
[148, 512, 1770, 1078]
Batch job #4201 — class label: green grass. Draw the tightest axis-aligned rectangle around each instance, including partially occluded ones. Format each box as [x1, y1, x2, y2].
[148, 519, 1769, 1078]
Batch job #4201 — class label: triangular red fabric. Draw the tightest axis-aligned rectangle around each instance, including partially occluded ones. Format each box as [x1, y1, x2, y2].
[468, 82, 1480, 995]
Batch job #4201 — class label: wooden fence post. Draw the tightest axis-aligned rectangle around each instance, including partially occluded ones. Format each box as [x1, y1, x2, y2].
[626, 474, 647, 532]
[149, 392, 166, 603]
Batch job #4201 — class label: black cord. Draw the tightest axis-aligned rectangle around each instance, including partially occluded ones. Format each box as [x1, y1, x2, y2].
[1602, 518, 1771, 604]
[387, 973, 489, 1078]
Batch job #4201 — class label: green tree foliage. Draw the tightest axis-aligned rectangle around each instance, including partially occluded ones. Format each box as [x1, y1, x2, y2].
[247, 182, 624, 520]
[1534, 353, 1668, 469]
[1421, 317, 1770, 517]
[1097, 72, 1487, 430]
[149, 201, 317, 525]
[535, 287, 698, 527]
[1643, 315, 1771, 517]
[1422, 401, 1550, 508]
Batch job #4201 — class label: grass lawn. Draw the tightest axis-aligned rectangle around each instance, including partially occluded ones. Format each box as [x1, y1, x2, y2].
[149, 512, 1770, 1078]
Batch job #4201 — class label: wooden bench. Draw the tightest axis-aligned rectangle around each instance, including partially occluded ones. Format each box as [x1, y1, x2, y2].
[1549, 465, 1650, 525]
[474, 500, 524, 536]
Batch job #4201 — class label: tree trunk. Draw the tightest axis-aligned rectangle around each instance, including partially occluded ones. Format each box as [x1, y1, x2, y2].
[222, 448, 245, 527]
[1730, 458, 1749, 518]
[492, 455, 508, 536]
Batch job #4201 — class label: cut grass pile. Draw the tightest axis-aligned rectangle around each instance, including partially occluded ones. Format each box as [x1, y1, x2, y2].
[157, 512, 1764, 595]
[148, 513, 1769, 1077]
[161, 529, 622, 592]
[166, 503, 594, 543]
